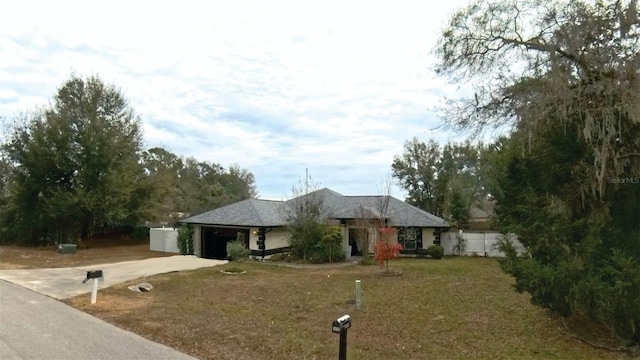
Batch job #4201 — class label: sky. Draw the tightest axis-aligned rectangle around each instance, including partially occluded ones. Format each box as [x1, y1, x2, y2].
[0, 0, 474, 200]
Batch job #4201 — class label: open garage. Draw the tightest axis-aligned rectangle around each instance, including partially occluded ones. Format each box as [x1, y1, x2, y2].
[201, 227, 249, 260]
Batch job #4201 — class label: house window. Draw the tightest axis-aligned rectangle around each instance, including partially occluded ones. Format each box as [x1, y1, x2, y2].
[398, 227, 422, 250]
[433, 230, 441, 245]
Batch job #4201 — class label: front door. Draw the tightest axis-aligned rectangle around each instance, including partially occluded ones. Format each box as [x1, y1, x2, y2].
[349, 228, 363, 256]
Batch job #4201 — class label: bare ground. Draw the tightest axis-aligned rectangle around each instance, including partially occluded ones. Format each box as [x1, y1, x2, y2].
[0, 236, 173, 270]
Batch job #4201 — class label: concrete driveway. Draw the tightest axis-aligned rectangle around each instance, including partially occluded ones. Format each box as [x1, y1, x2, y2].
[0, 255, 227, 299]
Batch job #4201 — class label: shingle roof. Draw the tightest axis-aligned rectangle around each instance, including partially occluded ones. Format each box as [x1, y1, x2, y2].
[325, 195, 448, 227]
[180, 188, 449, 228]
[180, 198, 284, 227]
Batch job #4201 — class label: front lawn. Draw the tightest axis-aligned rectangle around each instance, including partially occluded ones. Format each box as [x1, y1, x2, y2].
[64, 258, 629, 360]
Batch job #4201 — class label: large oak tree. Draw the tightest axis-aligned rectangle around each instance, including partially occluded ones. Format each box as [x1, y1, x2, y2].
[436, 0, 640, 345]
[1, 76, 260, 245]
[391, 138, 487, 228]
[2, 75, 147, 245]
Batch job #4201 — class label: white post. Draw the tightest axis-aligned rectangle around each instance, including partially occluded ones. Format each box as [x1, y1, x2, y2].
[355, 280, 362, 310]
[484, 233, 487, 256]
[91, 278, 98, 304]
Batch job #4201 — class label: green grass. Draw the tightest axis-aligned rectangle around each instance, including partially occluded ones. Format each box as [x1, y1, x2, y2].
[65, 258, 630, 360]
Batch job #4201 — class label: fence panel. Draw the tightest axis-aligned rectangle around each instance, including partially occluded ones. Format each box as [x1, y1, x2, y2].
[440, 232, 525, 257]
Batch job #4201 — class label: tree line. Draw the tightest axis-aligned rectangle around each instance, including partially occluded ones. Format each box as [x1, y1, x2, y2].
[391, 138, 490, 230]
[390, 0, 640, 348]
[0, 75, 256, 246]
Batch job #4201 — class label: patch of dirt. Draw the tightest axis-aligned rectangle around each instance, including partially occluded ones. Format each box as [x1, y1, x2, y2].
[0, 236, 174, 269]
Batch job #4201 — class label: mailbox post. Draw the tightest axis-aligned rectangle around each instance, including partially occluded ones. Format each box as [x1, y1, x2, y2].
[332, 315, 351, 360]
[82, 270, 103, 304]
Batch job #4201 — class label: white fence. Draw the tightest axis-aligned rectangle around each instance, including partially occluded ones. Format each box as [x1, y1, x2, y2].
[150, 228, 180, 253]
[440, 232, 525, 257]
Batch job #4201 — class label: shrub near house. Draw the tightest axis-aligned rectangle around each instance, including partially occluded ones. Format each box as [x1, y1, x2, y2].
[314, 225, 345, 263]
[177, 224, 194, 255]
[290, 224, 345, 263]
[426, 245, 444, 259]
[227, 240, 249, 261]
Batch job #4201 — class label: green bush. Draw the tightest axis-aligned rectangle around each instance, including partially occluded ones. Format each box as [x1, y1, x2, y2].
[494, 234, 522, 270]
[130, 226, 149, 242]
[227, 240, 249, 261]
[177, 224, 193, 255]
[0, 226, 9, 245]
[309, 250, 346, 264]
[426, 245, 444, 259]
[290, 224, 345, 263]
[316, 225, 345, 263]
[499, 230, 640, 345]
[289, 222, 324, 261]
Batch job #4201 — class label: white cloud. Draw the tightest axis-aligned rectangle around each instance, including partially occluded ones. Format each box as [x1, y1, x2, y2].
[1, 0, 476, 200]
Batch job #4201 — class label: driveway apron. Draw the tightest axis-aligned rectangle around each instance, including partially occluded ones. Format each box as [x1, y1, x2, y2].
[0, 255, 226, 299]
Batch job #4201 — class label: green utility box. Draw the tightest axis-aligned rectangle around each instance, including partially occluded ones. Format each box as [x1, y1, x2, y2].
[57, 243, 77, 254]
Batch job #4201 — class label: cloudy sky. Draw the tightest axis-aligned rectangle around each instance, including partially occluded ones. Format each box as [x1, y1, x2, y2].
[1, 0, 473, 200]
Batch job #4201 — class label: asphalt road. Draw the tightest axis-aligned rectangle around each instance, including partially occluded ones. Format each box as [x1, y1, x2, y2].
[0, 280, 197, 360]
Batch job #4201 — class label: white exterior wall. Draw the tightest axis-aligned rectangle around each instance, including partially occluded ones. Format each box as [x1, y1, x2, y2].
[421, 228, 437, 248]
[249, 227, 290, 251]
[149, 228, 180, 253]
[192, 225, 202, 257]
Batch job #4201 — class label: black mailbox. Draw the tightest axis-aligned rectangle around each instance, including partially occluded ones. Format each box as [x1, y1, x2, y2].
[83, 270, 103, 283]
[332, 314, 351, 360]
[332, 315, 351, 334]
